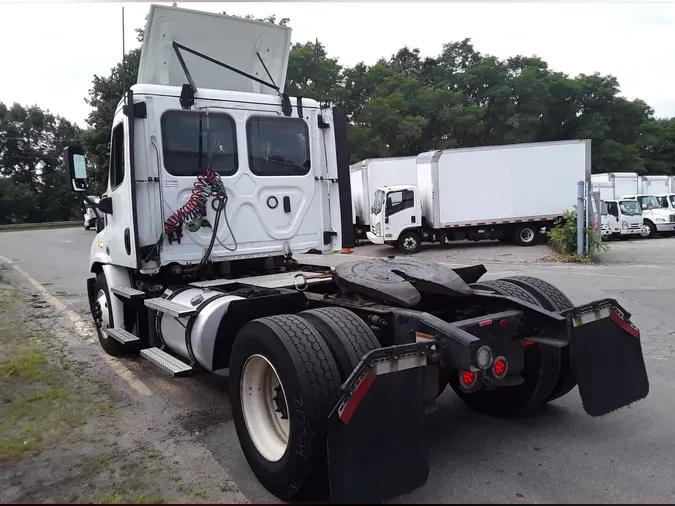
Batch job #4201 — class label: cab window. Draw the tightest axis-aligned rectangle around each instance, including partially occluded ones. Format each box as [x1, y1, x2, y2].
[246, 116, 310, 176]
[109, 123, 125, 190]
[161, 110, 238, 177]
[385, 189, 415, 216]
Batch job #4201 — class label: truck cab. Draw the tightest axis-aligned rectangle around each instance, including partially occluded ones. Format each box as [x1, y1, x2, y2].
[654, 193, 675, 213]
[600, 198, 644, 239]
[619, 193, 675, 237]
[366, 185, 420, 249]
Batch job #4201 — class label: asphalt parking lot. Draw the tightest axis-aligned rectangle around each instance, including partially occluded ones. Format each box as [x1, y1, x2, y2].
[1, 228, 674, 502]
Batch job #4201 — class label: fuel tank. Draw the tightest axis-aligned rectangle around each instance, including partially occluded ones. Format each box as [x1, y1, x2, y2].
[157, 287, 244, 370]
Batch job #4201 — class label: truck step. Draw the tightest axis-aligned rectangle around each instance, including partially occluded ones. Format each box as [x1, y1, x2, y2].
[111, 286, 146, 300]
[140, 347, 193, 377]
[144, 297, 196, 318]
[107, 327, 140, 344]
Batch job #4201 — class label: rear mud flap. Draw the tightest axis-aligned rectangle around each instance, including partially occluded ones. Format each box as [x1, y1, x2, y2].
[327, 344, 431, 502]
[568, 299, 649, 417]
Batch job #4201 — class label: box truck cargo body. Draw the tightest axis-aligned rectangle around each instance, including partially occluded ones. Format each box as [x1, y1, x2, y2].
[592, 173, 675, 237]
[350, 157, 417, 236]
[367, 140, 591, 253]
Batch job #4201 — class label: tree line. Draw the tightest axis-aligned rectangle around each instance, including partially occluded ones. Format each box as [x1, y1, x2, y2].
[1, 12, 673, 224]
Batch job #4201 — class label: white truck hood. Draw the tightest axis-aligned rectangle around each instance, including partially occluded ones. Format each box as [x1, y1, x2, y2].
[137, 4, 292, 95]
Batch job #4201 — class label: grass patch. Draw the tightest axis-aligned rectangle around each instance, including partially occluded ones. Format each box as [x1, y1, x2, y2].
[0, 284, 112, 461]
[546, 209, 608, 264]
[178, 484, 208, 499]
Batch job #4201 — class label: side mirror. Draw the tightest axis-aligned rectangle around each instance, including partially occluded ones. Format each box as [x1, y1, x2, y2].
[63, 146, 89, 192]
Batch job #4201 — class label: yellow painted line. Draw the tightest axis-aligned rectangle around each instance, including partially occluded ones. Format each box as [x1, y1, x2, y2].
[0, 256, 152, 397]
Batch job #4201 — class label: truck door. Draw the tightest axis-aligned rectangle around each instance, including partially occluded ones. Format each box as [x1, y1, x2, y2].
[385, 188, 418, 240]
[98, 116, 137, 268]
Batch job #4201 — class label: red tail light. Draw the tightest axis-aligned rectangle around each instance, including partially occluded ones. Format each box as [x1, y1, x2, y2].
[493, 357, 508, 379]
[461, 370, 477, 388]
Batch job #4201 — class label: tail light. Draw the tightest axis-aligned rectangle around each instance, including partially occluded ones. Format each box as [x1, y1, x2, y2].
[460, 370, 477, 389]
[492, 357, 508, 379]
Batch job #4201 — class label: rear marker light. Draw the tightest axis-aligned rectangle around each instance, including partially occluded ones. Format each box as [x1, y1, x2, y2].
[521, 339, 535, 346]
[461, 370, 477, 388]
[479, 319, 493, 327]
[493, 357, 508, 379]
[476, 346, 493, 369]
[500, 319, 508, 328]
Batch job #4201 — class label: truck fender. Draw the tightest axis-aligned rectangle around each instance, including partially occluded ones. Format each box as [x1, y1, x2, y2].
[100, 264, 134, 336]
[89, 237, 113, 272]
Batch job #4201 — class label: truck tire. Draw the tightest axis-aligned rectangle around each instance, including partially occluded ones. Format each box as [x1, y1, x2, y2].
[229, 314, 341, 501]
[500, 276, 577, 402]
[84, 223, 90, 230]
[448, 279, 561, 417]
[398, 230, 422, 254]
[644, 220, 657, 238]
[513, 224, 538, 246]
[298, 307, 380, 381]
[92, 273, 126, 357]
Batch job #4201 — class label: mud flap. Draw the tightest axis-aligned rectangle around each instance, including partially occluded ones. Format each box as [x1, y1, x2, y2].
[326, 344, 431, 502]
[568, 299, 649, 417]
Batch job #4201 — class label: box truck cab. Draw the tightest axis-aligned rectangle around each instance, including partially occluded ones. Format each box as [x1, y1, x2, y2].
[350, 157, 417, 240]
[619, 194, 675, 237]
[653, 193, 675, 213]
[366, 185, 420, 248]
[600, 199, 644, 238]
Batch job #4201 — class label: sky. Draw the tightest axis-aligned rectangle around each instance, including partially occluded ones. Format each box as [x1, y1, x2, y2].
[0, 1, 674, 128]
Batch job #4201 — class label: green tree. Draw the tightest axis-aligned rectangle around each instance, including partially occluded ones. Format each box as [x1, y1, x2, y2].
[0, 101, 82, 224]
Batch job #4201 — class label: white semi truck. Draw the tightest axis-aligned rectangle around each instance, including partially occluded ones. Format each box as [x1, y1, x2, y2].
[591, 173, 675, 238]
[591, 181, 644, 239]
[62, 5, 649, 503]
[366, 140, 589, 254]
[350, 156, 417, 239]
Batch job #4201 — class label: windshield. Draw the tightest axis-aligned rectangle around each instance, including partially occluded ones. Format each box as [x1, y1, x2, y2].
[637, 195, 660, 210]
[619, 200, 642, 216]
[372, 190, 385, 215]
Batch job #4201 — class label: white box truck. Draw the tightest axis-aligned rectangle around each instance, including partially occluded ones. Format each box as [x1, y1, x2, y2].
[640, 175, 675, 215]
[366, 140, 589, 253]
[350, 157, 417, 239]
[591, 179, 644, 239]
[592, 173, 675, 238]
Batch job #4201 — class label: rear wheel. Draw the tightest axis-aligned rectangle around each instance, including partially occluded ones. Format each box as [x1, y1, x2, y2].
[229, 314, 341, 501]
[297, 307, 379, 381]
[501, 276, 577, 402]
[448, 279, 561, 417]
[514, 224, 538, 246]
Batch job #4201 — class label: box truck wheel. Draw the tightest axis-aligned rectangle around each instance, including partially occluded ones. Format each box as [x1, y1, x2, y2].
[449, 279, 561, 417]
[298, 307, 380, 381]
[397, 230, 422, 254]
[229, 314, 341, 501]
[643, 220, 657, 238]
[92, 273, 127, 357]
[514, 224, 537, 246]
[500, 276, 577, 402]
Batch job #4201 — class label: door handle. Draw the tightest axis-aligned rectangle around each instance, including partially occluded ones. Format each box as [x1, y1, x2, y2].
[411, 216, 416, 224]
[283, 196, 291, 213]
